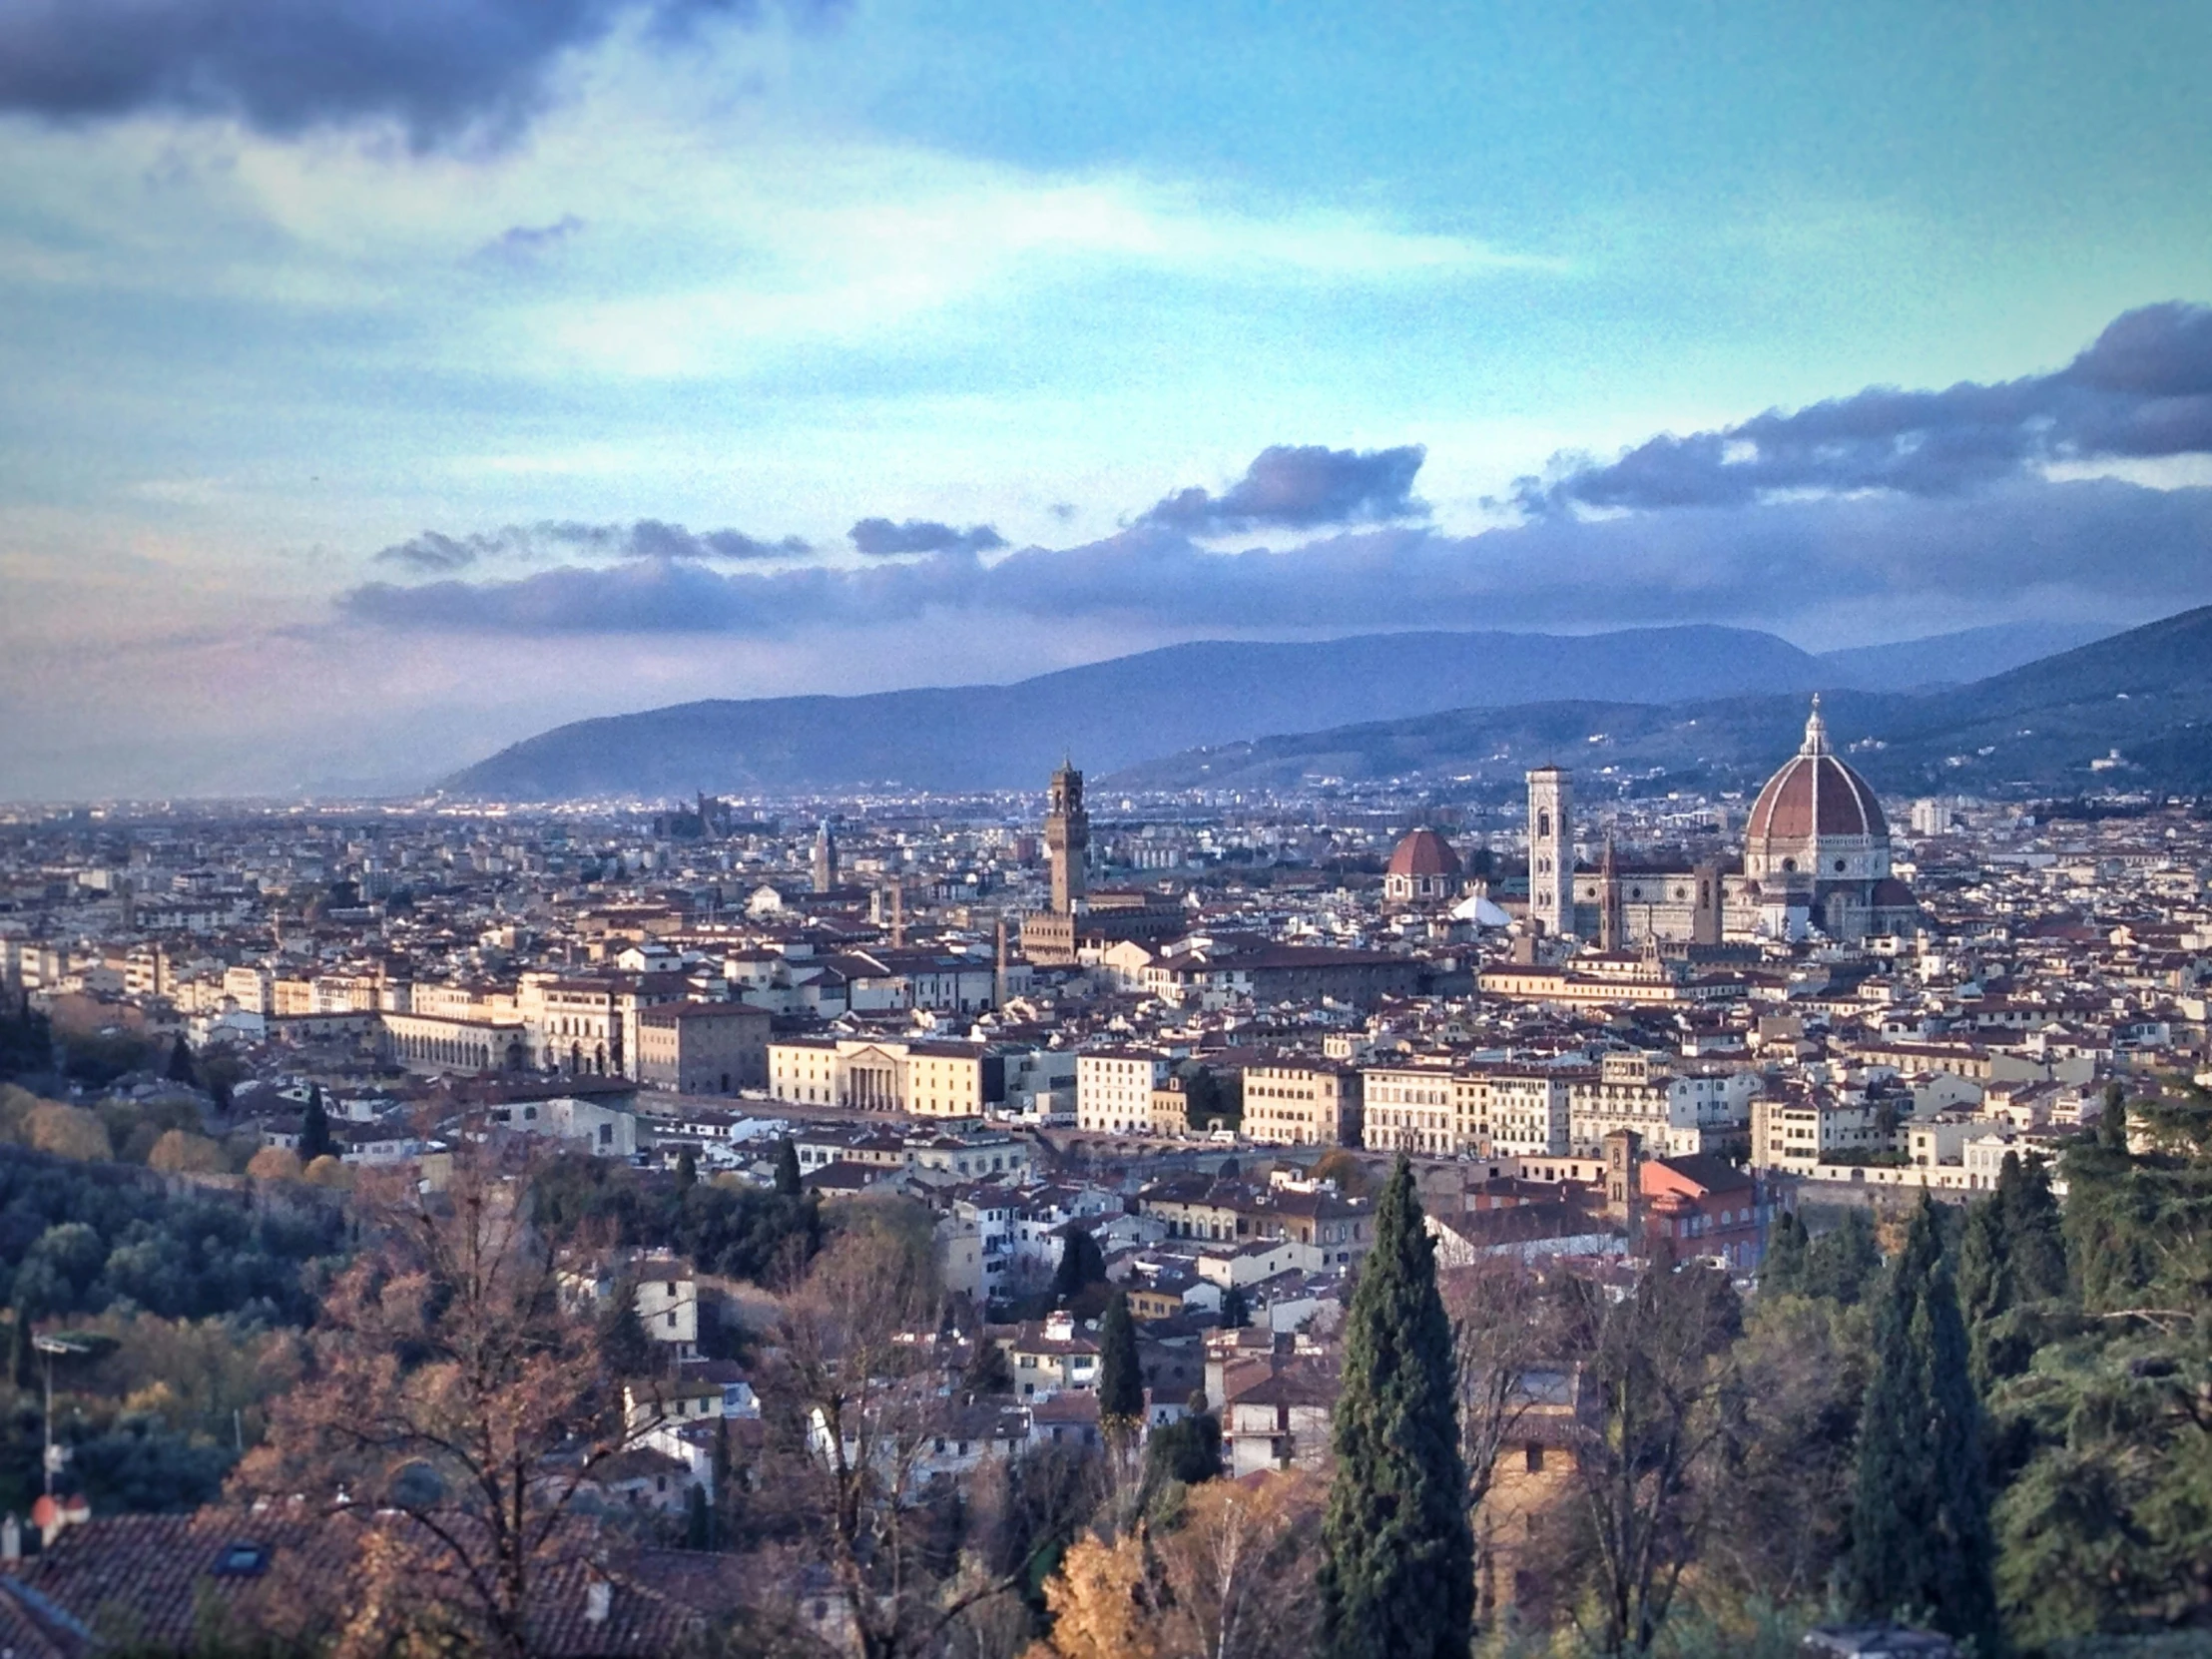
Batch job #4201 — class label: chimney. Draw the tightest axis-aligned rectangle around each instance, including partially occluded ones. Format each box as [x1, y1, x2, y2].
[3, 1511, 19, 1560]
[585, 1577, 612, 1625]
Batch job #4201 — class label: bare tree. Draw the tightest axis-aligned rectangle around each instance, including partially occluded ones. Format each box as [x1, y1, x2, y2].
[762, 1229, 1094, 1659]
[1440, 1256, 1559, 1616]
[1151, 1471, 1325, 1659]
[1553, 1264, 1745, 1659]
[234, 1145, 667, 1659]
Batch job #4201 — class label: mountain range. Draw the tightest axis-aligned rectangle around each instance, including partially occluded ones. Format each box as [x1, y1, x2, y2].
[439, 618, 2113, 800]
[1106, 608, 2212, 799]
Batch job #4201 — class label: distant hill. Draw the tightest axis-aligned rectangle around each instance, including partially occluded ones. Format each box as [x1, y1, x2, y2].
[1105, 607, 2212, 798]
[1815, 619, 2115, 692]
[440, 624, 1831, 798]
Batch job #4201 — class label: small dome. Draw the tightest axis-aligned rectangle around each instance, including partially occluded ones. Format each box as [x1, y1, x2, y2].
[1747, 699, 1889, 841]
[1386, 828, 1463, 878]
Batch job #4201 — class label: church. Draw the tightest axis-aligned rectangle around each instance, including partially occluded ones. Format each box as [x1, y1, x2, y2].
[1526, 698, 1919, 945]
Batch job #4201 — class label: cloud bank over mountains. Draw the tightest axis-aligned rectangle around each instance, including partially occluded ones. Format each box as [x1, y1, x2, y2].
[1519, 300, 2212, 513]
[339, 304, 2212, 645]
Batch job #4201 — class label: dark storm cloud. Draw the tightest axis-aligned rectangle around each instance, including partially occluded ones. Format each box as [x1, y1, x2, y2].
[1142, 443, 1428, 534]
[339, 477, 2212, 638]
[1522, 300, 2212, 514]
[0, 0, 837, 146]
[372, 519, 810, 571]
[847, 518, 1006, 556]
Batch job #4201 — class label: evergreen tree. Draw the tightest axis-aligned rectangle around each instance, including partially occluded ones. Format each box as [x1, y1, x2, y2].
[1319, 1157, 1472, 1659]
[1805, 1207, 1882, 1305]
[2003, 1154, 2068, 1302]
[675, 1146, 698, 1192]
[774, 1136, 803, 1197]
[1762, 1210, 1809, 1295]
[598, 1280, 658, 1379]
[1096, 1290, 1145, 1429]
[1052, 1227, 1105, 1305]
[8, 1310, 32, 1392]
[1143, 1409, 1222, 1487]
[686, 1481, 711, 1550]
[2098, 1081, 2129, 1151]
[1219, 1283, 1252, 1329]
[165, 1033, 197, 1086]
[1848, 1197, 1998, 1648]
[297, 1084, 334, 1163]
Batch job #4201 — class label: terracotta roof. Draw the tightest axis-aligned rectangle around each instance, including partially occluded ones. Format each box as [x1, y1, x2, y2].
[5, 1508, 756, 1658]
[1746, 702, 1889, 842]
[1386, 829, 1464, 879]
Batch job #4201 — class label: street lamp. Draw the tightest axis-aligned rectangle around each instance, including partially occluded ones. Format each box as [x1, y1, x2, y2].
[32, 1335, 90, 1498]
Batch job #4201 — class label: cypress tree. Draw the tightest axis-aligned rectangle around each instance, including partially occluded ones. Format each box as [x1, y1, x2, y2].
[1319, 1156, 1472, 1659]
[675, 1146, 699, 1192]
[1849, 1197, 1998, 1647]
[297, 1084, 334, 1163]
[1053, 1227, 1104, 1305]
[165, 1033, 197, 1086]
[1219, 1283, 1251, 1329]
[8, 1309, 33, 1392]
[1956, 1187, 2009, 1386]
[2098, 1081, 2128, 1151]
[1096, 1290, 1145, 1428]
[773, 1137, 803, 1197]
[686, 1481, 711, 1550]
[2003, 1154, 2067, 1301]
[1762, 1210, 1809, 1295]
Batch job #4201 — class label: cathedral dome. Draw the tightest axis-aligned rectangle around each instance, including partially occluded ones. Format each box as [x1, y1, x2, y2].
[1386, 828, 1463, 879]
[1745, 700, 1889, 843]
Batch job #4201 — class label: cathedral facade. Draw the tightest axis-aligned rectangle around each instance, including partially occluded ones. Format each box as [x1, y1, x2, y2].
[1526, 699, 1919, 946]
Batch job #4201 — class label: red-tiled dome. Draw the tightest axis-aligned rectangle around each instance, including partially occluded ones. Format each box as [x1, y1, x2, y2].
[1386, 828, 1463, 878]
[1746, 701, 1889, 841]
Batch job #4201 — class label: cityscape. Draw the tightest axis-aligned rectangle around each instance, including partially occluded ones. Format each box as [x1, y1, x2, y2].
[2, 3, 2211, 1658]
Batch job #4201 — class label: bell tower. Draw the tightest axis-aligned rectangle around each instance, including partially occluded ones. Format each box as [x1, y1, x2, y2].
[1045, 761, 1089, 915]
[1526, 766, 1574, 937]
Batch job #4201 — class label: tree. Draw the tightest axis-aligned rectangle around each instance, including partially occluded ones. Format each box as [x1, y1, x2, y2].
[1440, 1256, 1557, 1624]
[1319, 1156, 1472, 1659]
[165, 1033, 197, 1087]
[27, 1103, 112, 1162]
[1555, 1263, 1745, 1658]
[246, 1146, 303, 1183]
[1218, 1283, 1251, 1330]
[147, 1128, 225, 1174]
[1143, 1410, 1222, 1488]
[1152, 1472, 1326, 1659]
[1096, 1291, 1145, 1434]
[1761, 1210, 1809, 1296]
[2098, 1080, 2128, 1151]
[597, 1279, 658, 1379]
[234, 1145, 661, 1659]
[1848, 1197, 1997, 1649]
[1052, 1227, 1106, 1306]
[774, 1136, 803, 1198]
[297, 1084, 335, 1164]
[1803, 1208, 1881, 1305]
[675, 1145, 698, 1192]
[761, 1229, 1079, 1659]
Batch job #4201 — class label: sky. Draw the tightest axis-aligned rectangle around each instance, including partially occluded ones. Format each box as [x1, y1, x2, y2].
[1, 0, 2209, 800]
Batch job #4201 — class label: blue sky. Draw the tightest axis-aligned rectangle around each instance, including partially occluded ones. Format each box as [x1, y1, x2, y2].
[1, 0, 2208, 797]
